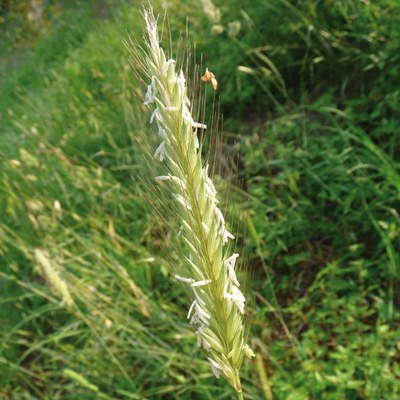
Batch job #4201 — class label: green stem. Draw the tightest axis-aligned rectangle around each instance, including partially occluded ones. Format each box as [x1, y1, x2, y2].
[236, 374, 244, 400]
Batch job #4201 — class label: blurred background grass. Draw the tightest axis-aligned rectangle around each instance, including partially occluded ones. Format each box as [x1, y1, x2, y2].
[0, 0, 399, 399]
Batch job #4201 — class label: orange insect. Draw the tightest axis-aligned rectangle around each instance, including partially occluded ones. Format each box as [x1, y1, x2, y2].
[201, 68, 218, 91]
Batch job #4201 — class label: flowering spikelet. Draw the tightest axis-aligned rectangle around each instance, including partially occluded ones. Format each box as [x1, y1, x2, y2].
[35, 249, 73, 308]
[199, 0, 221, 25]
[136, 7, 254, 393]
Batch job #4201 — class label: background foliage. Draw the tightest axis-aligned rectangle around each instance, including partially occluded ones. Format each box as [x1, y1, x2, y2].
[1, 0, 399, 399]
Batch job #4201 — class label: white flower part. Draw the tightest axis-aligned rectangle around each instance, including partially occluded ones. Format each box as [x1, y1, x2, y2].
[175, 274, 194, 284]
[182, 106, 192, 125]
[227, 230, 235, 240]
[243, 344, 255, 358]
[225, 253, 240, 286]
[187, 300, 197, 319]
[188, 296, 210, 326]
[224, 285, 246, 315]
[220, 227, 235, 244]
[202, 165, 219, 205]
[196, 302, 211, 319]
[155, 175, 170, 182]
[144, 76, 157, 106]
[225, 253, 239, 267]
[214, 206, 235, 243]
[150, 108, 157, 124]
[190, 312, 199, 325]
[154, 141, 166, 161]
[205, 176, 218, 201]
[144, 84, 154, 105]
[182, 105, 207, 130]
[208, 357, 222, 379]
[195, 302, 211, 325]
[170, 69, 186, 87]
[191, 279, 212, 287]
[165, 106, 178, 112]
[227, 263, 239, 286]
[173, 193, 192, 210]
[192, 121, 207, 130]
[150, 107, 163, 124]
[215, 206, 225, 226]
[161, 58, 176, 77]
[177, 70, 186, 87]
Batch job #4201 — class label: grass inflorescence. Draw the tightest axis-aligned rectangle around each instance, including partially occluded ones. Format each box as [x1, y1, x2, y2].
[129, 7, 253, 395]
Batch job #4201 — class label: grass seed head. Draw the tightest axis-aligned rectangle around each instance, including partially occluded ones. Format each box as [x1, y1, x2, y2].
[134, 6, 253, 393]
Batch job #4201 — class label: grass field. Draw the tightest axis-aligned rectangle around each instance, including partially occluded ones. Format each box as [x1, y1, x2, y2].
[1, 0, 399, 399]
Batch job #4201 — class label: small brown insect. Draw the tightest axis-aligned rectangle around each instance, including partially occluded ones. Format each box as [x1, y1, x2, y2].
[201, 68, 218, 91]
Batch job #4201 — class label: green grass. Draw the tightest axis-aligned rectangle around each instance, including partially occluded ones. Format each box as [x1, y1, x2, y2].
[1, 0, 399, 399]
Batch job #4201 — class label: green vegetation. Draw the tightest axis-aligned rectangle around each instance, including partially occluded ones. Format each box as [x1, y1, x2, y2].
[1, 0, 399, 399]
